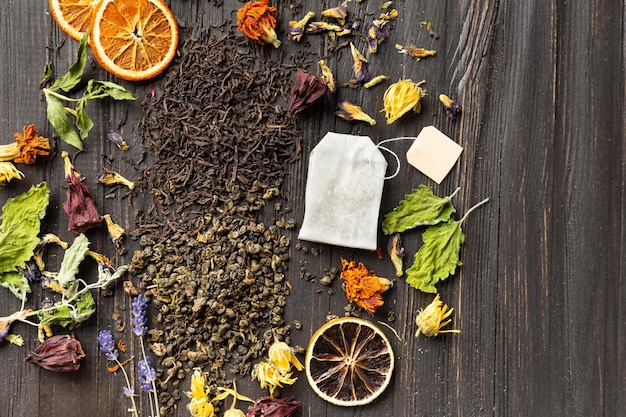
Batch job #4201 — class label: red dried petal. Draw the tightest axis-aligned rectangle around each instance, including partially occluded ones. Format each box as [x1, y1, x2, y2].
[288, 69, 327, 117]
[246, 396, 301, 417]
[63, 172, 102, 233]
[24, 334, 86, 372]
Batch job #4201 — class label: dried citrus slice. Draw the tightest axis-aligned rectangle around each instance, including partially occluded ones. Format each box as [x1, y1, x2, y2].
[89, 0, 179, 81]
[305, 317, 394, 406]
[49, 0, 99, 41]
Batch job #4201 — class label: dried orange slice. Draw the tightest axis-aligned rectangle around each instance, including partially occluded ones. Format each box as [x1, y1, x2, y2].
[305, 317, 394, 406]
[49, 0, 99, 41]
[89, 0, 179, 81]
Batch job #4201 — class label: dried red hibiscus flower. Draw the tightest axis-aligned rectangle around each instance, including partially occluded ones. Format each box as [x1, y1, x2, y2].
[246, 396, 301, 417]
[287, 69, 327, 117]
[237, 0, 281, 48]
[24, 334, 86, 372]
[62, 151, 102, 233]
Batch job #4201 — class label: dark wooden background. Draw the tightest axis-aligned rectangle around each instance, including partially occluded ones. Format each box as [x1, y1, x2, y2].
[1, 0, 624, 416]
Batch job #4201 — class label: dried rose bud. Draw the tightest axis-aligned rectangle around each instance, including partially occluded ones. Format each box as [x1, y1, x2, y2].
[24, 334, 86, 372]
[246, 396, 302, 417]
[62, 151, 102, 233]
[287, 69, 327, 117]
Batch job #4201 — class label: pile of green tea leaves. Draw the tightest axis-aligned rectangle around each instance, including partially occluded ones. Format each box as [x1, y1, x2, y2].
[383, 185, 489, 293]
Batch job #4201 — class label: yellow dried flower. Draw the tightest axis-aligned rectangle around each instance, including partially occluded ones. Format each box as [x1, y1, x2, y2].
[336, 101, 376, 126]
[321, 2, 348, 26]
[103, 214, 125, 248]
[396, 43, 436, 61]
[0, 161, 24, 186]
[318, 59, 335, 93]
[187, 369, 215, 417]
[222, 380, 251, 417]
[381, 79, 426, 124]
[364, 75, 389, 89]
[96, 167, 135, 190]
[415, 294, 461, 337]
[252, 360, 297, 397]
[268, 335, 304, 374]
[288, 11, 315, 41]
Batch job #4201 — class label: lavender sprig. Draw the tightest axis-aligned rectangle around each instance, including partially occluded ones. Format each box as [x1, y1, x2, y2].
[132, 294, 160, 417]
[97, 329, 139, 417]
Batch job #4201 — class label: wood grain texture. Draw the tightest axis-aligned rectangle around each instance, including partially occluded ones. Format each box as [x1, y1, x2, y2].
[0, 1, 624, 416]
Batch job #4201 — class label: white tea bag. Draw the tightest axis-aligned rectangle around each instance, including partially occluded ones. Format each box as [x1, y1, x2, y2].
[298, 132, 387, 250]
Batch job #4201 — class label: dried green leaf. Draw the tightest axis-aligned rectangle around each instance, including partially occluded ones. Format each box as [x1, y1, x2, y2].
[71, 290, 96, 324]
[405, 220, 464, 293]
[382, 185, 458, 235]
[75, 98, 93, 140]
[0, 183, 50, 289]
[405, 197, 489, 293]
[56, 234, 90, 299]
[45, 91, 83, 149]
[50, 32, 88, 93]
[86, 80, 136, 101]
[0, 270, 30, 301]
[38, 305, 73, 328]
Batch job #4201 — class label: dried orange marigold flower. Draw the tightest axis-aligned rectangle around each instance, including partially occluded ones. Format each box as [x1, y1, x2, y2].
[237, 0, 281, 48]
[0, 124, 51, 165]
[340, 258, 393, 315]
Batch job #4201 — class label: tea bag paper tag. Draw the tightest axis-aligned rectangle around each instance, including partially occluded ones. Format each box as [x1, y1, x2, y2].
[406, 125, 463, 183]
[298, 132, 387, 251]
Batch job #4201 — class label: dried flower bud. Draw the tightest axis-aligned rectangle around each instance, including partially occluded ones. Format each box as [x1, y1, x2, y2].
[288, 11, 315, 41]
[306, 21, 343, 34]
[287, 69, 327, 117]
[24, 334, 86, 372]
[103, 214, 126, 248]
[246, 396, 302, 417]
[387, 233, 405, 277]
[62, 151, 102, 233]
[420, 21, 439, 39]
[335, 101, 376, 125]
[350, 42, 370, 83]
[0, 124, 51, 165]
[396, 43, 436, 61]
[439, 94, 462, 120]
[340, 258, 393, 315]
[321, 2, 348, 26]
[107, 131, 129, 150]
[364, 75, 389, 89]
[318, 59, 335, 93]
[268, 335, 304, 374]
[96, 167, 135, 190]
[415, 294, 461, 337]
[237, 0, 281, 48]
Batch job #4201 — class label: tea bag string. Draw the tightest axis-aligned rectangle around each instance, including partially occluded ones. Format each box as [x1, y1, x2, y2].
[370, 137, 418, 180]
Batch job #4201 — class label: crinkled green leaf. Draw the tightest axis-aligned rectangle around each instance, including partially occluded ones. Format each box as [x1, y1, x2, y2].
[0, 270, 30, 301]
[0, 183, 50, 280]
[382, 185, 458, 235]
[38, 305, 73, 328]
[45, 91, 83, 149]
[405, 220, 465, 293]
[86, 80, 136, 101]
[50, 32, 88, 92]
[56, 234, 90, 299]
[71, 290, 96, 324]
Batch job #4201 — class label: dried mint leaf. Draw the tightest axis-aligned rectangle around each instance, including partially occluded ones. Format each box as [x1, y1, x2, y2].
[405, 220, 464, 293]
[0, 271, 30, 301]
[405, 197, 489, 293]
[55, 233, 90, 299]
[0, 183, 50, 299]
[382, 185, 459, 235]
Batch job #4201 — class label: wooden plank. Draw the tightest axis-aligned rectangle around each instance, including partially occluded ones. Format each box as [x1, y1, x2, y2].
[0, 1, 624, 416]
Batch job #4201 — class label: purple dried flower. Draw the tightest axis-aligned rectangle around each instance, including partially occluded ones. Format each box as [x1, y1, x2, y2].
[107, 131, 129, 150]
[131, 294, 148, 337]
[97, 329, 119, 361]
[138, 358, 156, 392]
[122, 386, 135, 397]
